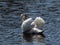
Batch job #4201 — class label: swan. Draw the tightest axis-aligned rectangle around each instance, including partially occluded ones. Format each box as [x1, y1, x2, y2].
[20, 14, 45, 34]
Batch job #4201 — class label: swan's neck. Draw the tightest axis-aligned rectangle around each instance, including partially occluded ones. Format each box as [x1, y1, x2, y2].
[21, 16, 27, 23]
[21, 18, 25, 22]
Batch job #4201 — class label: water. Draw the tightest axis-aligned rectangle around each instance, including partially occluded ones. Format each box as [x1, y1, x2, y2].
[21, 32, 45, 45]
[0, 0, 60, 45]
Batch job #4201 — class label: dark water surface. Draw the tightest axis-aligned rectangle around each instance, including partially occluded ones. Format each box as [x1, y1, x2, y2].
[0, 0, 60, 45]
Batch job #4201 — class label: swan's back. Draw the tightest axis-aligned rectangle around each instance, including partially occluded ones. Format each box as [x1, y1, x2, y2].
[21, 18, 34, 32]
[32, 17, 45, 28]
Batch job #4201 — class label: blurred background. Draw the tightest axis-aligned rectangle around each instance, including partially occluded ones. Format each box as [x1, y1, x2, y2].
[0, 0, 60, 45]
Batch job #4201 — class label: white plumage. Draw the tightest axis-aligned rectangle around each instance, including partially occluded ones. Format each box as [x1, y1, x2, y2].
[31, 17, 45, 29]
[21, 18, 34, 32]
[21, 16, 45, 34]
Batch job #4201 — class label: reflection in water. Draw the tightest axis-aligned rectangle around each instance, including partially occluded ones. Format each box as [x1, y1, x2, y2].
[23, 33, 45, 42]
[23, 33, 46, 45]
[23, 34, 33, 42]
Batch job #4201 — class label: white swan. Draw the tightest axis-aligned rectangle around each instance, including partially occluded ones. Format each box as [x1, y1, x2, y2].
[20, 14, 45, 34]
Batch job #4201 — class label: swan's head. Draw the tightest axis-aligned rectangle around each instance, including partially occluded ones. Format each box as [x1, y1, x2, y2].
[20, 14, 28, 23]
